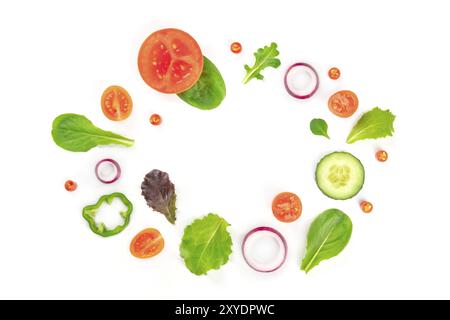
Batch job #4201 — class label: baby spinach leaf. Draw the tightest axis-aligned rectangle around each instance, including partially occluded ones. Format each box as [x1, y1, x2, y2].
[243, 42, 280, 84]
[310, 118, 330, 139]
[301, 209, 352, 273]
[180, 214, 232, 275]
[346, 107, 396, 144]
[177, 56, 226, 110]
[51, 113, 134, 152]
[141, 170, 177, 224]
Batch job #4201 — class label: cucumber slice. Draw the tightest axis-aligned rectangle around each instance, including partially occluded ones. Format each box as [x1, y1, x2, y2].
[315, 152, 365, 200]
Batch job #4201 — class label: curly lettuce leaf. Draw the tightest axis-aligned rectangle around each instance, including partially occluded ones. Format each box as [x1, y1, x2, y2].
[141, 170, 177, 224]
[346, 107, 396, 144]
[180, 214, 232, 275]
[243, 42, 280, 84]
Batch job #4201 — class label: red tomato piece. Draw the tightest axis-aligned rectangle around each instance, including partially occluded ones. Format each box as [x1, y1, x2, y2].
[138, 28, 203, 94]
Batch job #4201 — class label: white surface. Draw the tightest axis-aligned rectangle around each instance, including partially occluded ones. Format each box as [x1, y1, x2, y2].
[0, 0, 449, 300]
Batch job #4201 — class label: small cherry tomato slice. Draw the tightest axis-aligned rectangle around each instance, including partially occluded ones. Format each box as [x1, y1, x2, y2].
[328, 67, 340, 80]
[376, 150, 388, 162]
[64, 180, 77, 192]
[272, 192, 302, 223]
[150, 113, 162, 126]
[130, 228, 164, 259]
[138, 28, 203, 94]
[101, 85, 133, 121]
[230, 42, 242, 54]
[360, 201, 373, 213]
[328, 90, 359, 118]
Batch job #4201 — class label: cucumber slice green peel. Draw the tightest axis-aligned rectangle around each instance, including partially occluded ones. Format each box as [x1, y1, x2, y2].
[315, 152, 365, 200]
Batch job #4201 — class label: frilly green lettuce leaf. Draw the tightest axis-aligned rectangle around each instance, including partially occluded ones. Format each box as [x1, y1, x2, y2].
[180, 214, 232, 275]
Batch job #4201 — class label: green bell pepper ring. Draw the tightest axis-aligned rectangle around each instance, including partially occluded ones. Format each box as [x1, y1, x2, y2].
[82, 192, 133, 237]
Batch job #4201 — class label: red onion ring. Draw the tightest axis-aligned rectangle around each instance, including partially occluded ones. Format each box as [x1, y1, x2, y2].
[284, 62, 319, 99]
[242, 226, 288, 273]
[95, 159, 121, 184]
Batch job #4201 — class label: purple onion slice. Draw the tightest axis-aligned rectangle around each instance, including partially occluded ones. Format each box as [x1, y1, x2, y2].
[284, 62, 319, 99]
[95, 159, 121, 184]
[242, 226, 288, 273]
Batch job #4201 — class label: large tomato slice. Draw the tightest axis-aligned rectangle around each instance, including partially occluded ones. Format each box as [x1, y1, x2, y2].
[130, 228, 164, 259]
[101, 85, 133, 121]
[272, 192, 302, 223]
[328, 90, 359, 118]
[138, 28, 203, 94]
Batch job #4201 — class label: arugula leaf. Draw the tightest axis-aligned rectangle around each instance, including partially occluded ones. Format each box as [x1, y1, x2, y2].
[178, 56, 226, 110]
[141, 170, 177, 224]
[346, 107, 396, 144]
[51, 114, 134, 152]
[301, 209, 352, 273]
[310, 118, 330, 139]
[180, 214, 232, 275]
[243, 42, 280, 84]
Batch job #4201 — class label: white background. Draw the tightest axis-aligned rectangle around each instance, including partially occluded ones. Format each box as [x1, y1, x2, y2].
[1, 0, 449, 300]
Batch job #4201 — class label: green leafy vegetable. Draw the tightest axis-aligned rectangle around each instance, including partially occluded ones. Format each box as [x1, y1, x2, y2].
[310, 118, 330, 139]
[301, 209, 352, 273]
[51, 113, 134, 152]
[180, 213, 232, 275]
[141, 170, 177, 224]
[346, 107, 396, 144]
[243, 42, 280, 84]
[178, 56, 226, 110]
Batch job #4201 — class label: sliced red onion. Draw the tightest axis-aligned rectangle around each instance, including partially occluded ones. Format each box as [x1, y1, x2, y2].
[242, 226, 287, 273]
[284, 62, 319, 99]
[95, 159, 121, 184]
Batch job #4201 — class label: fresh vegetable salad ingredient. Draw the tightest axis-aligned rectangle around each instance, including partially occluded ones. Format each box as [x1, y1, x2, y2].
[316, 152, 365, 200]
[284, 63, 319, 99]
[150, 113, 162, 126]
[141, 170, 177, 224]
[64, 180, 77, 192]
[328, 67, 340, 80]
[130, 228, 164, 259]
[376, 150, 388, 162]
[101, 86, 133, 121]
[328, 90, 359, 118]
[272, 192, 302, 223]
[51, 114, 134, 152]
[177, 56, 226, 110]
[82, 193, 133, 237]
[242, 227, 287, 273]
[301, 209, 352, 273]
[138, 28, 203, 94]
[230, 42, 242, 54]
[243, 42, 280, 84]
[346, 107, 396, 144]
[95, 159, 121, 184]
[180, 214, 232, 275]
[360, 200, 373, 213]
[310, 118, 330, 139]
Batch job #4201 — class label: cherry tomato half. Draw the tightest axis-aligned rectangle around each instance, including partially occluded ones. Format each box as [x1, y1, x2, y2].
[272, 192, 302, 223]
[130, 228, 164, 259]
[64, 180, 77, 192]
[138, 28, 203, 94]
[328, 90, 359, 118]
[101, 85, 133, 121]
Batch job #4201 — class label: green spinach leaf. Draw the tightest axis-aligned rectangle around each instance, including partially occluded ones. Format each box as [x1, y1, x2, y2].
[301, 209, 352, 273]
[243, 42, 280, 84]
[180, 214, 232, 275]
[51, 114, 134, 152]
[346, 107, 396, 144]
[310, 118, 330, 139]
[177, 56, 226, 110]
